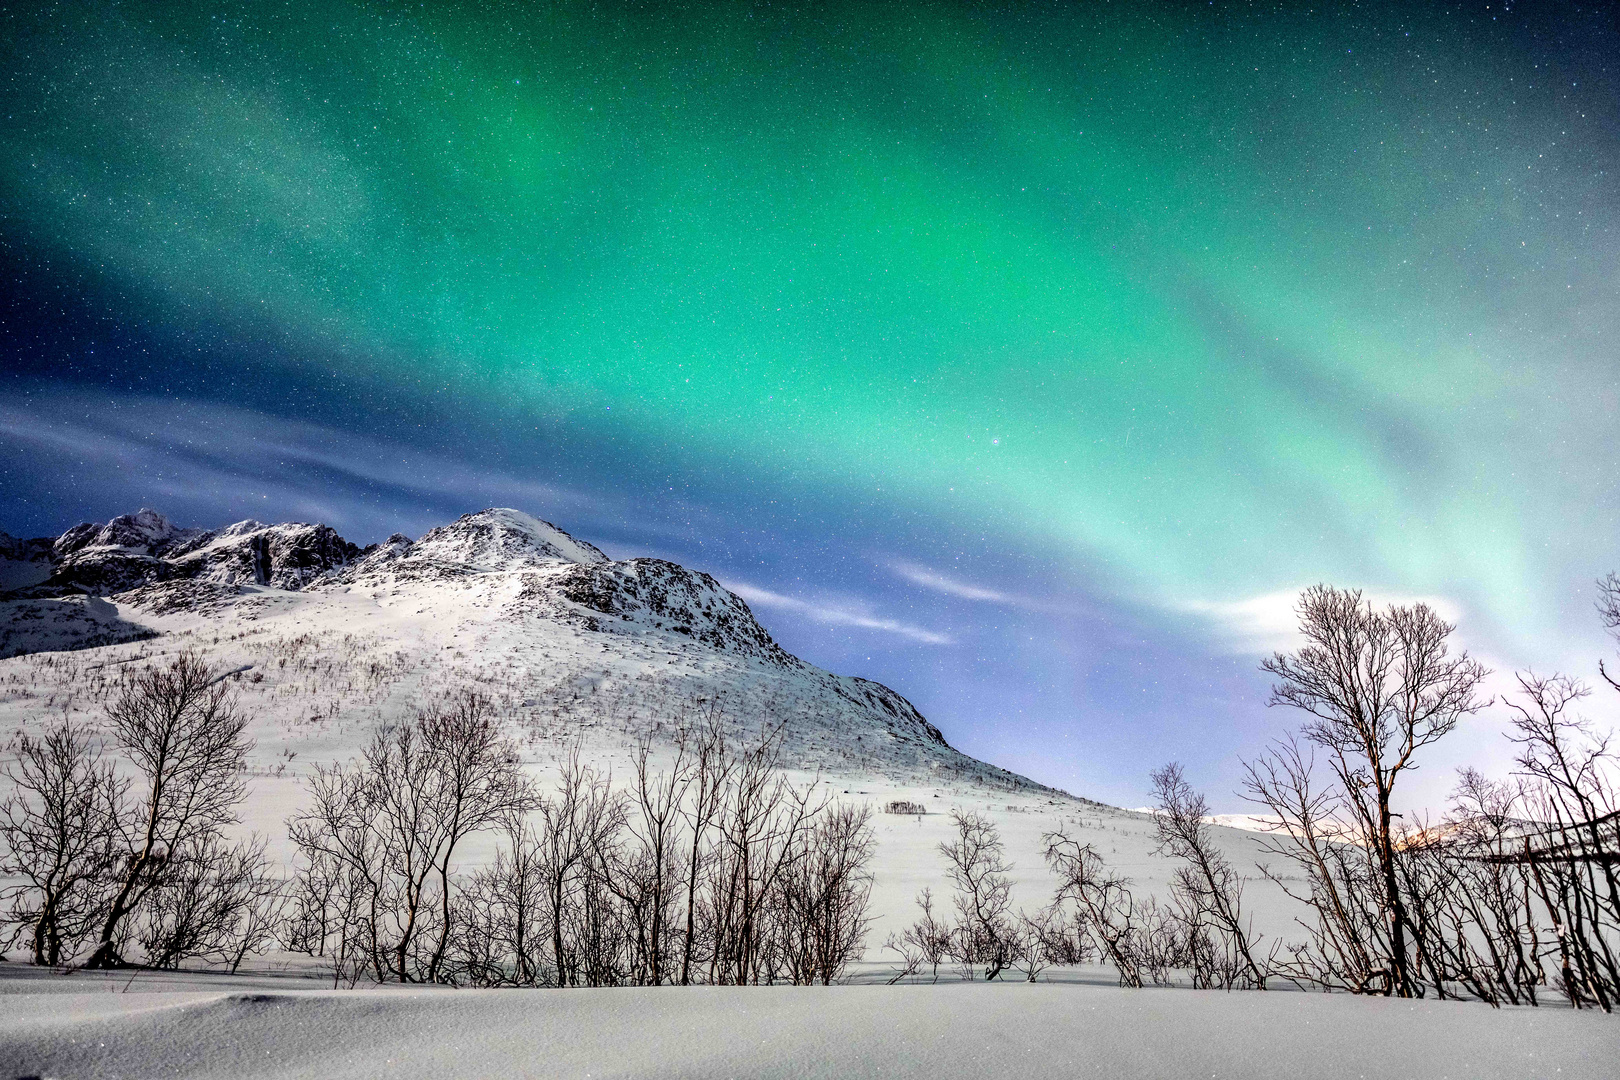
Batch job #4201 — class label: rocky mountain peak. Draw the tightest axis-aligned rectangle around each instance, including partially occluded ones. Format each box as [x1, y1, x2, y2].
[1, 505, 966, 763]
[4, 511, 360, 597]
[169, 521, 362, 589]
[409, 508, 608, 570]
[53, 508, 199, 560]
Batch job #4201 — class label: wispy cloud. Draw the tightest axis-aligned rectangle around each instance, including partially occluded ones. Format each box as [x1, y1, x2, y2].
[0, 392, 613, 540]
[887, 559, 1088, 618]
[726, 581, 953, 645]
[889, 561, 1014, 603]
[1183, 587, 1465, 655]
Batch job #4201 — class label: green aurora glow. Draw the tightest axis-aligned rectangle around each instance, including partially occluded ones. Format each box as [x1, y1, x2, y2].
[4, 1, 1616, 655]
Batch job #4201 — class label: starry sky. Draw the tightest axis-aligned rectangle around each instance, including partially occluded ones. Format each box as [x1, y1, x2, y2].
[3, 1, 1617, 809]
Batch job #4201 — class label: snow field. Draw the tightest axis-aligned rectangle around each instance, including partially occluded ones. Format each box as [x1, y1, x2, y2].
[0, 973, 1611, 1080]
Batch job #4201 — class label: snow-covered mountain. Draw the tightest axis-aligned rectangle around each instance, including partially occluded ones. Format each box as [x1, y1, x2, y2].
[0, 507, 1033, 790]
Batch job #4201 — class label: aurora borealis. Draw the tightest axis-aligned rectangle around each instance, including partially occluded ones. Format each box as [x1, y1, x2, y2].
[3, 1, 1617, 806]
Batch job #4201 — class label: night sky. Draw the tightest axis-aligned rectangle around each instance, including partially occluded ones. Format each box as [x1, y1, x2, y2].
[3, 1, 1617, 808]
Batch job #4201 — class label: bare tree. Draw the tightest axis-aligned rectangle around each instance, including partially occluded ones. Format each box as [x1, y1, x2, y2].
[1242, 735, 1386, 992]
[452, 810, 551, 986]
[1150, 762, 1268, 987]
[136, 833, 282, 971]
[1043, 832, 1142, 987]
[221, 856, 287, 975]
[87, 654, 252, 968]
[418, 694, 537, 982]
[777, 803, 876, 984]
[1504, 672, 1620, 1008]
[346, 721, 442, 982]
[1020, 903, 1092, 969]
[885, 887, 953, 983]
[677, 709, 732, 985]
[941, 810, 1016, 980]
[287, 690, 533, 983]
[289, 690, 872, 990]
[705, 731, 817, 985]
[1597, 573, 1620, 694]
[1010, 905, 1074, 982]
[0, 718, 124, 965]
[1131, 896, 1196, 987]
[1261, 586, 1489, 997]
[287, 754, 393, 981]
[1393, 771, 1544, 1006]
[535, 747, 624, 987]
[597, 737, 693, 985]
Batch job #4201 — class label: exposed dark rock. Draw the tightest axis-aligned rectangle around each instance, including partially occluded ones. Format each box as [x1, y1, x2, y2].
[341, 532, 415, 578]
[843, 677, 948, 746]
[171, 522, 361, 589]
[44, 550, 178, 594]
[551, 558, 792, 664]
[0, 532, 55, 563]
[52, 521, 103, 560]
[166, 519, 269, 559]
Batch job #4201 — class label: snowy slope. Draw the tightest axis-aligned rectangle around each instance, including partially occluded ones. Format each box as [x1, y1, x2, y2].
[0, 974, 1611, 1080]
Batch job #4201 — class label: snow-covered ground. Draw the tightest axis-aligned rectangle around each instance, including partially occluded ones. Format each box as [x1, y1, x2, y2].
[0, 964, 1610, 1080]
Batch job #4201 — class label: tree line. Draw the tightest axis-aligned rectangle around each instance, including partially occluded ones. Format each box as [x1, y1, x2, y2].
[0, 661, 875, 986]
[883, 579, 1620, 1008]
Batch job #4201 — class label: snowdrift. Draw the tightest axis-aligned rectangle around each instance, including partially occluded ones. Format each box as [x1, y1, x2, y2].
[0, 971, 1610, 1080]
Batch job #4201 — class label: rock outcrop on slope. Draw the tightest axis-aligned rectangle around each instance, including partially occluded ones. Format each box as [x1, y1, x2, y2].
[167, 521, 362, 590]
[0, 506, 988, 786]
[551, 559, 791, 662]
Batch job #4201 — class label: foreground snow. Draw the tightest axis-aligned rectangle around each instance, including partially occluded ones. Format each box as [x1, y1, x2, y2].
[0, 966, 1608, 1080]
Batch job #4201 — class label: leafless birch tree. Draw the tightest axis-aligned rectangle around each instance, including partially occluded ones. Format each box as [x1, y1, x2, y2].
[87, 654, 252, 968]
[940, 809, 1016, 980]
[287, 691, 533, 983]
[1150, 762, 1269, 987]
[0, 718, 124, 965]
[1260, 586, 1489, 996]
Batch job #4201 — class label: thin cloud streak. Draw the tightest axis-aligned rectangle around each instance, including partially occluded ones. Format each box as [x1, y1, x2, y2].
[887, 559, 1090, 618]
[0, 394, 615, 539]
[889, 561, 1014, 603]
[726, 581, 954, 645]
